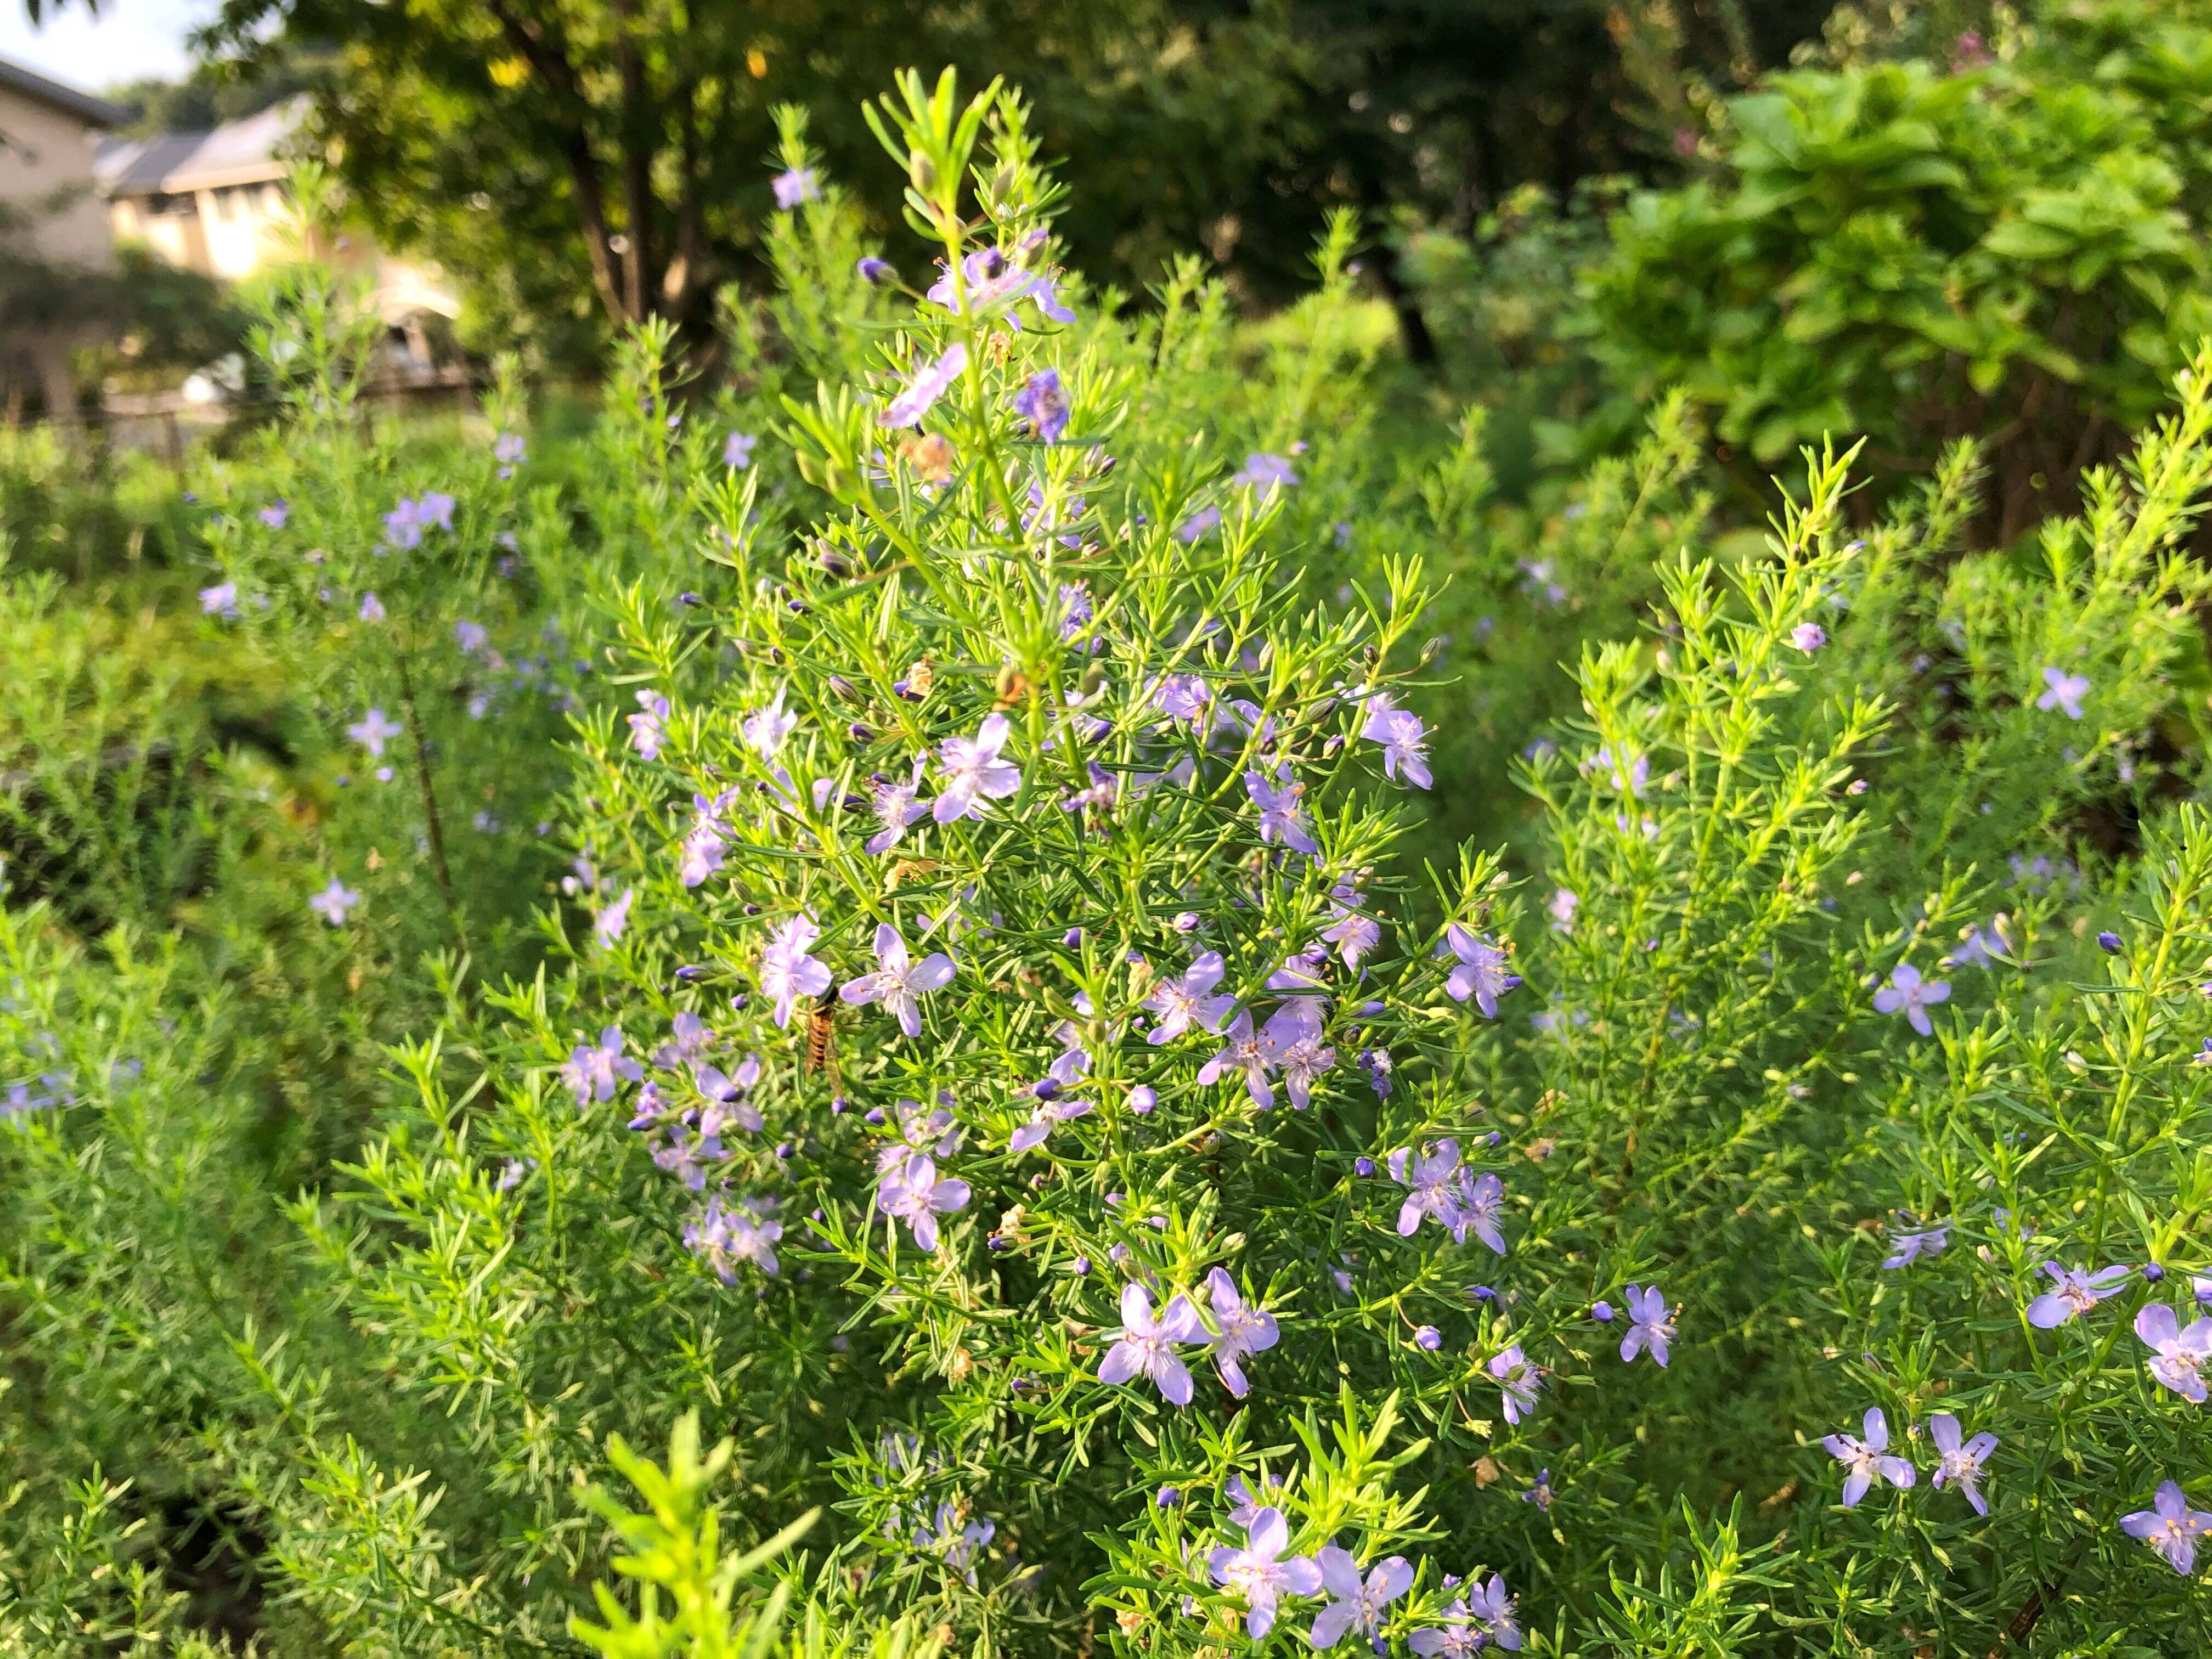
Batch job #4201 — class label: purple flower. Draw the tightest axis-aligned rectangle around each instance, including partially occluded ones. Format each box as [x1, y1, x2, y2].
[866, 758, 932, 854]
[258, 500, 289, 529]
[880, 342, 968, 429]
[1176, 504, 1222, 543]
[724, 431, 758, 469]
[1230, 452, 1299, 493]
[1321, 886, 1383, 970]
[2121, 1480, 2212, 1575]
[759, 913, 832, 1028]
[1226, 1473, 1284, 1527]
[2036, 666, 2089, 720]
[1198, 1008, 1275, 1107]
[1791, 622, 1826, 652]
[454, 619, 488, 653]
[1882, 1226, 1949, 1269]
[1414, 1325, 1442, 1351]
[628, 690, 672, 759]
[1359, 695, 1432, 789]
[1547, 888, 1579, 933]
[1208, 1507, 1321, 1640]
[494, 432, 526, 470]
[1455, 1171, 1506, 1254]
[2136, 1304, 2212, 1402]
[1413, 1576, 1520, 1657]
[1245, 767, 1318, 855]
[686, 1196, 781, 1280]
[1261, 999, 1335, 1109]
[693, 1060, 764, 1137]
[743, 687, 797, 758]
[1146, 951, 1237, 1043]
[358, 591, 386, 623]
[1442, 926, 1520, 1017]
[1822, 1408, 1915, 1506]
[771, 166, 819, 209]
[2026, 1261, 2130, 1328]
[347, 706, 404, 758]
[856, 256, 895, 285]
[839, 923, 956, 1038]
[1014, 368, 1070, 443]
[679, 791, 733, 887]
[594, 887, 634, 948]
[1308, 1547, 1411, 1651]
[933, 714, 1022, 822]
[1619, 1283, 1674, 1367]
[1928, 1413, 1996, 1516]
[1204, 1267, 1279, 1397]
[1488, 1345, 1541, 1425]
[1390, 1140, 1464, 1238]
[199, 580, 240, 618]
[1098, 1282, 1205, 1404]
[876, 1152, 970, 1250]
[309, 878, 360, 925]
[1058, 582, 1093, 642]
[1008, 1094, 1091, 1153]
[561, 1026, 641, 1107]
[1871, 962, 1950, 1036]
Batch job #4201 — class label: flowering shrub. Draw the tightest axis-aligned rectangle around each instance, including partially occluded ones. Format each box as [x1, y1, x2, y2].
[8, 64, 2212, 1659]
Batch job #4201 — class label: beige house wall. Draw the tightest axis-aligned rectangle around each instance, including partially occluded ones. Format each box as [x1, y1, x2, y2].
[0, 80, 112, 269]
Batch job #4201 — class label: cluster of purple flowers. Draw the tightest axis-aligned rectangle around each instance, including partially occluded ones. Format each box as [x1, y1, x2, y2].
[1387, 1140, 1506, 1254]
[382, 491, 455, 551]
[1098, 1269, 1280, 1404]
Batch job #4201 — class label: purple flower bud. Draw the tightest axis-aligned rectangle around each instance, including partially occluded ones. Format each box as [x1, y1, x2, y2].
[856, 256, 895, 285]
[848, 723, 873, 741]
[1155, 1486, 1181, 1508]
[1033, 1077, 1064, 1102]
[2144, 1262, 2166, 1283]
[2098, 931, 2122, 954]
[731, 992, 750, 1010]
[828, 676, 859, 699]
[677, 591, 703, 606]
[775, 1142, 794, 1159]
[1355, 1156, 1375, 1177]
[675, 964, 707, 980]
[1071, 1256, 1092, 1275]
[1172, 911, 1201, 933]
[1414, 1325, 1442, 1350]
[988, 1235, 1011, 1251]
[864, 1107, 886, 1126]
[1592, 1301, 1616, 1322]
[1109, 1243, 1130, 1263]
[1064, 927, 1084, 947]
[1129, 1086, 1157, 1115]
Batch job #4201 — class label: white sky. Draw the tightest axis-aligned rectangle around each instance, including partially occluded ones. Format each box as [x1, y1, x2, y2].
[0, 0, 216, 95]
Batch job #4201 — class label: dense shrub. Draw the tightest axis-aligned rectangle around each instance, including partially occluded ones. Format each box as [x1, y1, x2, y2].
[6, 62, 2212, 1659]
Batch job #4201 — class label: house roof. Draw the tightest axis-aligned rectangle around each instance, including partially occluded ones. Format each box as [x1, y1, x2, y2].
[0, 54, 126, 128]
[95, 100, 301, 198]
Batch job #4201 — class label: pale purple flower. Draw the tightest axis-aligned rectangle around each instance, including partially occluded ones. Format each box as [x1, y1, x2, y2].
[724, 431, 758, 469]
[2026, 1261, 2130, 1328]
[1391, 1139, 1463, 1237]
[1791, 622, 1826, 652]
[594, 887, 634, 948]
[1176, 504, 1222, 543]
[880, 341, 968, 428]
[2121, 1480, 2212, 1574]
[1260, 1000, 1335, 1110]
[199, 580, 240, 618]
[933, 714, 1022, 822]
[347, 706, 404, 758]
[1058, 582, 1093, 641]
[866, 758, 932, 854]
[759, 913, 832, 1028]
[679, 791, 733, 888]
[454, 619, 488, 653]
[1882, 1226, 1949, 1269]
[2136, 1304, 2212, 1402]
[1208, 1507, 1321, 1640]
[1098, 1282, 1205, 1404]
[1231, 452, 1299, 492]
[1205, 1267, 1279, 1398]
[839, 923, 956, 1037]
[653, 1011, 713, 1069]
[1360, 695, 1431, 788]
[856, 256, 894, 285]
[309, 878, 359, 925]
[258, 500, 288, 529]
[494, 432, 526, 470]
[1928, 1413, 1996, 1516]
[2036, 666, 2089, 720]
[1246, 768, 1318, 855]
[1226, 1473, 1284, 1528]
[1322, 886, 1383, 969]
[1872, 962, 1950, 1036]
[686, 1196, 781, 1280]
[1547, 888, 1579, 933]
[1014, 368, 1069, 443]
[358, 591, 386, 623]
[628, 690, 671, 759]
[1308, 1547, 1411, 1651]
[693, 1060, 765, 1136]
[1198, 1008, 1276, 1108]
[415, 491, 455, 531]
[743, 687, 797, 758]
[1457, 1170, 1506, 1254]
[1147, 951, 1237, 1043]
[1442, 926, 1520, 1018]
[876, 1152, 970, 1251]
[1823, 1408, 1916, 1506]
[1489, 1345, 1541, 1425]
[1619, 1283, 1674, 1367]
[561, 1026, 641, 1107]
[1154, 674, 1212, 726]
[771, 166, 819, 209]
[1414, 1576, 1520, 1656]
[1008, 1094, 1092, 1153]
